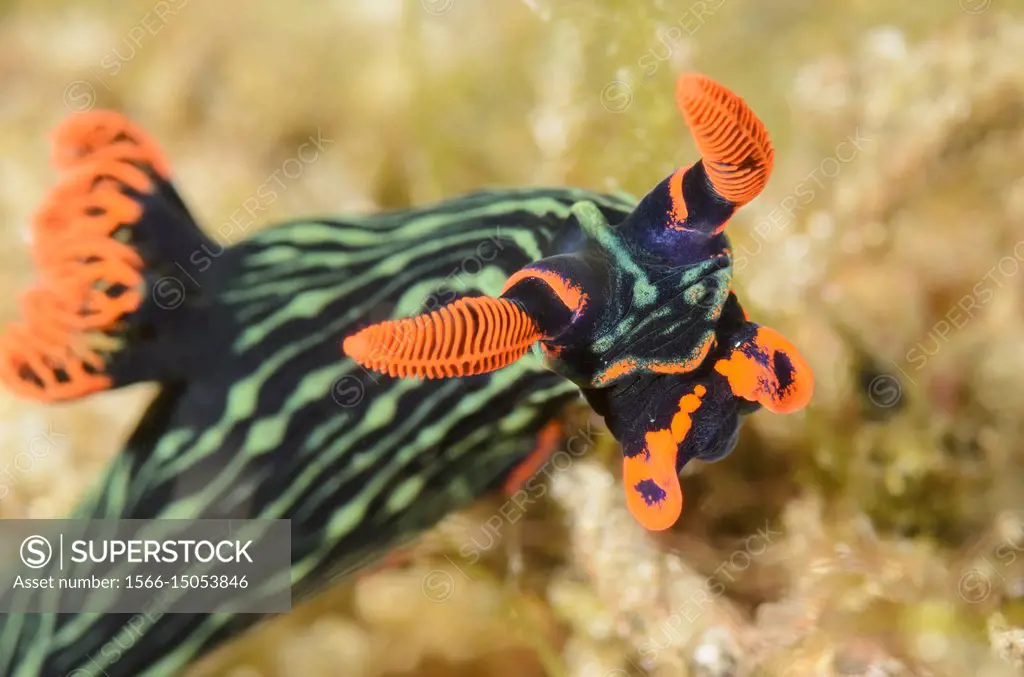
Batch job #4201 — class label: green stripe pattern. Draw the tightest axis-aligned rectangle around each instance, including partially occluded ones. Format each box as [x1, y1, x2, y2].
[0, 187, 636, 677]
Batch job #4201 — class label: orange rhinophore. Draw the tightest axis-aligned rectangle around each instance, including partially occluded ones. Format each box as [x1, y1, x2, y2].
[343, 296, 542, 379]
[676, 73, 774, 207]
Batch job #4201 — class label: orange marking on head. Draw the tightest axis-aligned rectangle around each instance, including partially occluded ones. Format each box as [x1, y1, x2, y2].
[343, 296, 541, 379]
[502, 420, 563, 496]
[669, 384, 705, 442]
[667, 166, 689, 229]
[714, 327, 813, 414]
[593, 358, 640, 386]
[623, 429, 684, 531]
[676, 73, 773, 207]
[648, 334, 714, 376]
[501, 269, 588, 319]
[595, 337, 714, 386]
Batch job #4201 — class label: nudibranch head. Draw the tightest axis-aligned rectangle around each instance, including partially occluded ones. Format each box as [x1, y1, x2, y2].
[343, 72, 812, 533]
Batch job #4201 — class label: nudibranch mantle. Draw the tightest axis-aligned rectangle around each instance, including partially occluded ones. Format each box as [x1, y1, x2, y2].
[499, 198, 731, 392]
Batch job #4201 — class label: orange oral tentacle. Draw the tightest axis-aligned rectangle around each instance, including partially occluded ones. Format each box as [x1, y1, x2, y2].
[622, 385, 707, 531]
[623, 429, 684, 532]
[714, 327, 813, 414]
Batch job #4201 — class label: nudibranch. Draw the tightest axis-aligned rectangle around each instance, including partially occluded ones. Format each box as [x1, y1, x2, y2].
[0, 71, 810, 677]
[0, 109, 638, 677]
[345, 73, 814, 531]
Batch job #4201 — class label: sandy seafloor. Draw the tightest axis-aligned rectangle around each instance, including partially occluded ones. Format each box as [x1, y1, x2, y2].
[2, 0, 1024, 675]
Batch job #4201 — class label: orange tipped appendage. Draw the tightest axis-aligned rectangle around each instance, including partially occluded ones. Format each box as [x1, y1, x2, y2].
[343, 296, 542, 379]
[714, 326, 813, 414]
[622, 384, 706, 531]
[623, 429, 684, 532]
[676, 73, 773, 207]
[0, 110, 166, 401]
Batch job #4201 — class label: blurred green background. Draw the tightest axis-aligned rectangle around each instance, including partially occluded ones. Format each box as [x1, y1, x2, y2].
[1, 0, 1024, 675]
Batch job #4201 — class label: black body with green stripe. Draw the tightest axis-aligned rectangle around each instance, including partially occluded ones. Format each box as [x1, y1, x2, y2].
[0, 188, 636, 677]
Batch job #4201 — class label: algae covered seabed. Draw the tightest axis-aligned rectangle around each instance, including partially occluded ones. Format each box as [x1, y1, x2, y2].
[2, 0, 1024, 675]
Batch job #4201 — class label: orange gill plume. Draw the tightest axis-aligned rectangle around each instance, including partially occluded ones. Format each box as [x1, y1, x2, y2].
[0, 110, 166, 401]
[676, 73, 774, 207]
[342, 296, 542, 378]
[50, 109, 172, 176]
